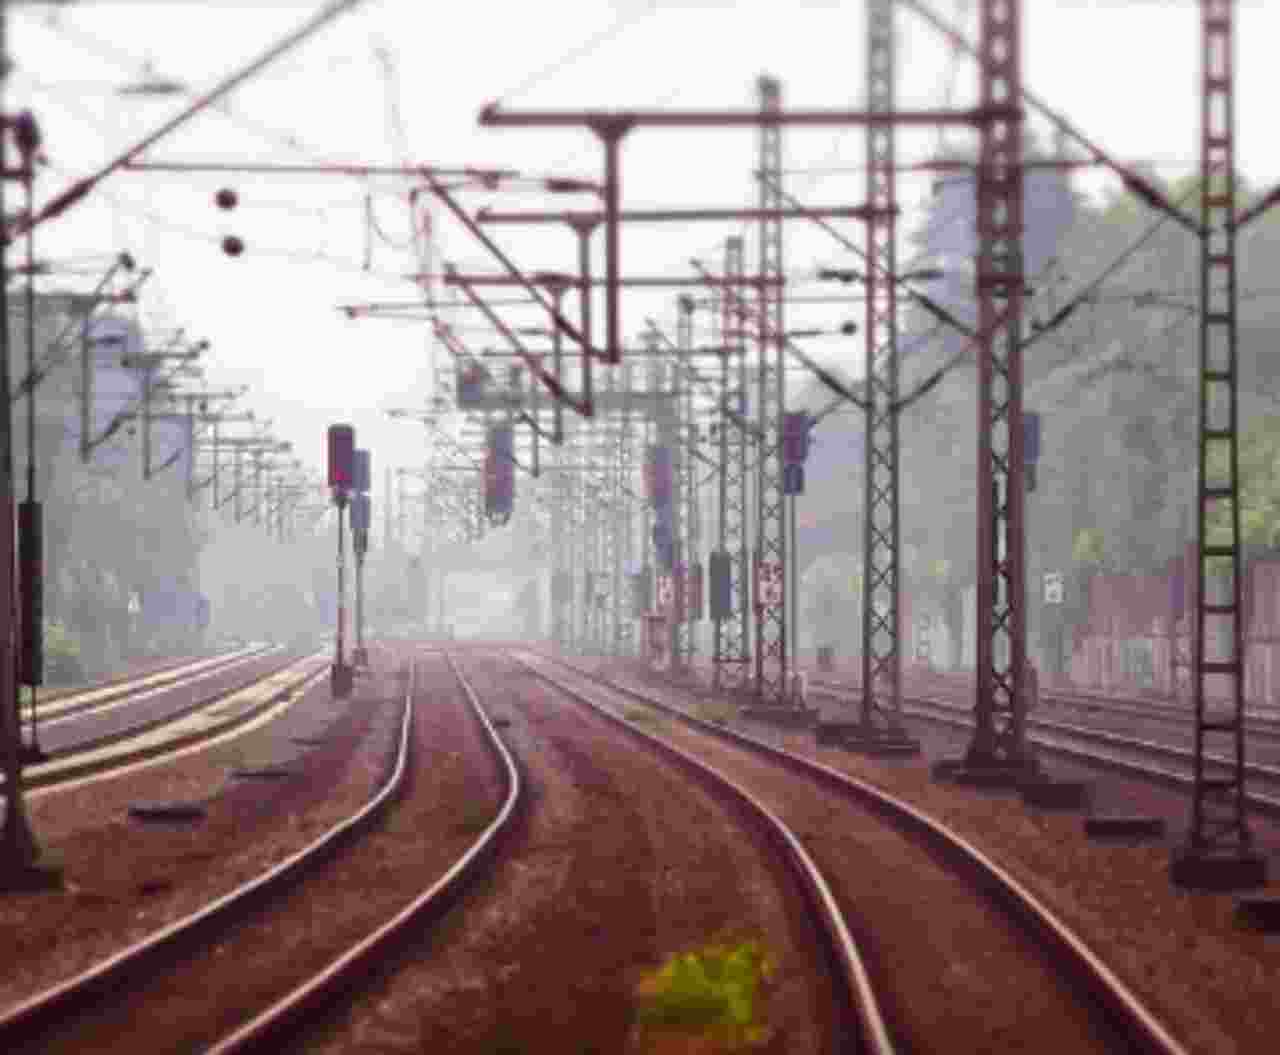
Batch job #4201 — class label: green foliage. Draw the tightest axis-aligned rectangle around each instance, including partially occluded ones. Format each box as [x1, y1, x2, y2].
[1072, 528, 1105, 567]
[1204, 416, 1280, 549]
[623, 705, 658, 725]
[44, 618, 80, 659]
[633, 938, 774, 1049]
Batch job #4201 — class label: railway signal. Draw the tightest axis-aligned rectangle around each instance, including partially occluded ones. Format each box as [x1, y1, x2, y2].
[352, 447, 371, 668]
[327, 423, 356, 698]
[327, 423, 355, 492]
[484, 423, 515, 522]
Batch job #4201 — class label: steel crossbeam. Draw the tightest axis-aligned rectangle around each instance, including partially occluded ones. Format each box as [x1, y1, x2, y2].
[859, 0, 908, 739]
[965, 0, 1032, 770]
[754, 76, 789, 706]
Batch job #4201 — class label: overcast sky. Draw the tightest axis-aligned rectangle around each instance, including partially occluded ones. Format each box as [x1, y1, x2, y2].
[8, 0, 1280, 516]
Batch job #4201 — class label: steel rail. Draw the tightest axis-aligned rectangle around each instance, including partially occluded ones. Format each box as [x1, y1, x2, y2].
[33, 644, 275, 725]
[946, 678, 1280, 740]
[512, 651, 895, 1055]
[810, 682, 1280, 817]
[539, 653, 1188, 1055]
[30, 644, 266, 710]
[0, 649, 414, 1049]
[204, 649, 524, 1054]
[10, 653, 327, 793]
[811, 674, 1280, 773]
[32, 649, 311, 763]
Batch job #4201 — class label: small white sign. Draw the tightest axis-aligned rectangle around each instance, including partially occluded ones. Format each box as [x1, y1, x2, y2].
[656, 574, 674, 611]
[1043, 571, 1064, 605]
[756, 560, 784, 608]
[128, 593, 141, 615]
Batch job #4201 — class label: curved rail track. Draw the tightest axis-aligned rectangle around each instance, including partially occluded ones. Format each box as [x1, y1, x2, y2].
[533, 650, 1188, 1055]
[28, 646, 269, 710]
[18, 650, 330, 792]
[809, 678, 1280, 815]
[0, 651, 522, 1055]
[509, 650, 892, 1054]
[829, 670, 1280, 742]
[214, 648, 893, 1052]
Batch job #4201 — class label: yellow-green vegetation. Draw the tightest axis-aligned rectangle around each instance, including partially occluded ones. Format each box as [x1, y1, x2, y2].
[45, 618, 80, 661]
[623, 705, 659, 725]
[1072, 527, 1105, 567]
[692, 700, 736, 726]
[1204, 416, 1280, 549]
[452, 798, 494, 836]
[632, 937, 775, 1051]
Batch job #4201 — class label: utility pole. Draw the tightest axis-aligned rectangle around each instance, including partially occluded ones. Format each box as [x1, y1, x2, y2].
[752, 75, 790, 709]
[1, 4, 57, 887]
[847, 0, 919, 754]
[712, 237, 752, 693]
[675, 295, 695, 671]
[1171, 0, 1267, 890]
[936, 0, 1034, 782]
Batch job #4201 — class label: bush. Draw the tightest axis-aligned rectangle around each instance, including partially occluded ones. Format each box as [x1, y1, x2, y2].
[632, 938, 774, 1050]
[43, 619, 85, 684]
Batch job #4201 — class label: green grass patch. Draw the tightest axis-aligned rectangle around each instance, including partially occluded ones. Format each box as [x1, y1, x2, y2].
[622, 705, 659, 725]
[632, 937, 775, 1050]
[692, 701, 736, 726]
[452, 799, 494, 836]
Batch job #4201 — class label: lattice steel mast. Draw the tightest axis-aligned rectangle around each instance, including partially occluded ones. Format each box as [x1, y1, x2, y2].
[714, 237, 752, 691]
[963, 0, 1032, 772]
[857, 0, 913, 747]
[754, 75, 789, 705]
[675, 295, 696, 669]
[1173, 0, 1265, 888]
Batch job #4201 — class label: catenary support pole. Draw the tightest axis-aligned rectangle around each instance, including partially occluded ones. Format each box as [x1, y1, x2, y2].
[853, 0, 918, 754]
[1171, 0, 1266, 890]
[0, 2, 45, 879]
[753, 75, 789, 706]
[958, 0, 1033, 776]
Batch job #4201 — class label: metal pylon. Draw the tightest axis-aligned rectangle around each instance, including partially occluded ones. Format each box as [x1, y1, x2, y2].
[754, 74, 789, 705]
[964, 0, 1033, 771]
[714, 236, 752, 692]
[675, 295, 696, 669]
[662, 345, 684, 669]
[859, 0, 909, 741]
[614, 362, 636, 656]
[551, 440, 572, 650]
[1174, 0, 1262, 885]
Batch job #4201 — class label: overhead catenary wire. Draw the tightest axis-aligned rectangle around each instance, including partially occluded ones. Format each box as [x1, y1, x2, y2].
[10, 0, 379, 240]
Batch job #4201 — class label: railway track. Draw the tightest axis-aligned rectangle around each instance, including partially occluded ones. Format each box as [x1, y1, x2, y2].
[18, 651, 330, 793]
[0, 650, 520, 1054]
[27, 646, 268, 709]
[861, 670, 1280, 742]
[217, 646, 877, 1052]
[530, 651, 1187, 1055]
[31, 644, 274, 724]
[809, 678, 1280, 815]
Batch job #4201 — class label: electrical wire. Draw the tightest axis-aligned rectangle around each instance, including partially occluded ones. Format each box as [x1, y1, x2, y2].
[491, 1, 660, 107]
[28, 10, 405, 207]
[12, 0, 379, 239]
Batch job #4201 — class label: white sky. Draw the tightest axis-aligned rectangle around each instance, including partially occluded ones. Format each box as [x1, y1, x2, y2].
[8, 0, 1280, 516]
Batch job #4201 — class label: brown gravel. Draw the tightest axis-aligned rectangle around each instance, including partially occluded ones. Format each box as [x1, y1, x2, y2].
[598, 657, 1280, 1055]
[0, 648, 392, 1013]
[307, 650, 839, 1055]
[547, 654, 1138, 1054]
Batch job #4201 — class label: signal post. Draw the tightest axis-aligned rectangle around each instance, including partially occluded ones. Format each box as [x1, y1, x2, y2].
[327, 424, 355, 698]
